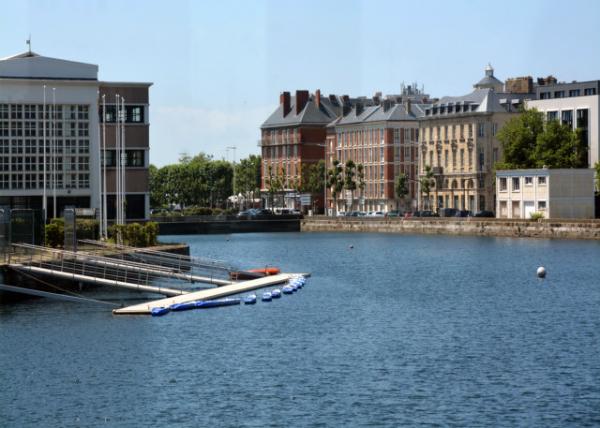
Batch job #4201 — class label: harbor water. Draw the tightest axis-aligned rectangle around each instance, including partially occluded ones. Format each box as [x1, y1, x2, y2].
[1, 232, 600, 426]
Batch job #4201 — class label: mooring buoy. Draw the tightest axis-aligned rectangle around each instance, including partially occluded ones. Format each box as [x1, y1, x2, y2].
[537, 266, 546, 278]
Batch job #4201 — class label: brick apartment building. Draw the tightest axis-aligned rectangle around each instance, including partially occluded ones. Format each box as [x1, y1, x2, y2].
[326, 85, 429, 214]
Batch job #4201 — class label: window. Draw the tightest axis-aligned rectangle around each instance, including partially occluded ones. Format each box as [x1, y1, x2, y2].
[547, 111, 558, 121]
[492, 123, 497, 136]
[499, 177, 507, 191]
[554, 91, 565, 98]
[478, 123, 485, 137]
[561, 110, 573, 128]
[525, 176, 533, 185]
[538, 176, 546, 185]
[584, 88, 596, 96]
[512, 177, 520, 191]
[538, 201, 547, 210]
[569, 89, 580, 97]
[540, 92, 550, 99]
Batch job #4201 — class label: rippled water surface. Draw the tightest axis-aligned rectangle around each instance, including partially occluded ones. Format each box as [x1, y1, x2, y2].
[2, 232, 600, 427]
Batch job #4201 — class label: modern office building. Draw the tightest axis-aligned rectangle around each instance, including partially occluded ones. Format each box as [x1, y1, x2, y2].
[326, 86, 429, 214]
[527, 80, 599, 168]
[418, 65, 532, 212]
[496, 168, 594, 219]
[0, 50, 151, 220]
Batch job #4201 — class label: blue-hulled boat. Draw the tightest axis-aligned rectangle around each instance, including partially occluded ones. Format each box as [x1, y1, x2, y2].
[151, 307, 170, 317]
[170, 301, 198, 311]
[262, 292, 272, 301]
[243, 294, 257, 304]
[271, 289, 282, 298]
[282, 285, 293, 294]
[195, 298, 240, 308]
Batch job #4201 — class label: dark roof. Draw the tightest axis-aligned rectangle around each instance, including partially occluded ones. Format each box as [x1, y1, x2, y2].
[335, 101, 427, 126]
[261, 95, 342, 129]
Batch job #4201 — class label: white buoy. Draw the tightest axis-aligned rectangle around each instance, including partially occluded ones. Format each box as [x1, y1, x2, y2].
[537, 266, 546, 278]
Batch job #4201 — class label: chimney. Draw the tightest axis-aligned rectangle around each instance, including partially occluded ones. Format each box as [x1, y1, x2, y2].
[356, 102, 364, 116]
[383, 99, 392, 112]
[315, 89, 321, 109]
[295, 90, 309, 114]
[280, 91, 291, 116]
[404, 98, 412, 113]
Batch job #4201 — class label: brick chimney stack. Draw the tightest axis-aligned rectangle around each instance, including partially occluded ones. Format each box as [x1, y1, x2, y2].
[315, 89, 321, 109]
[280, 91, 291, 116]
[295, 90, 309, 114]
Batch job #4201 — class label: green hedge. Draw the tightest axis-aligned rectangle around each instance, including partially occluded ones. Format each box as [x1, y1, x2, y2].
[108, 222, 159, 247]
[44, 218, 100, 248]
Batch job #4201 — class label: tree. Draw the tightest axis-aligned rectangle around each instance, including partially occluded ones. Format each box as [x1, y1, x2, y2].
[496, 108, 588, 170]
[420, 165, 434, 210]
[300, 160, 326, 194]
[327, 160, 344, 215]
[344, 160, 357, 211]
[234, 155, 261, 209]
[594, 161, 600, 192]
[266, 164, 284, 208]
[395, 173, 409, 211]
[357, 164, 366, 210]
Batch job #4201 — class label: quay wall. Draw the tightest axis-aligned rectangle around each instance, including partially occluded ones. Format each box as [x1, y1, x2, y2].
[301, 217, 600, 240]
[158, 219, 300, 235]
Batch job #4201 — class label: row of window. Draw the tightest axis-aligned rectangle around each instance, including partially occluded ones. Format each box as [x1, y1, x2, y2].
[423, 123, 477, 141]
[102, 150, 145, 167]
[0, 139, 90, 154]
[539, 87, 597, 99]
[0, 156, 89, 172]
[498, 176, 547, 192]
[100, 105, 145, 124]
[0, 104, 89, 121]
[0, 121, 89, 137]
[0, 173, 90, 190]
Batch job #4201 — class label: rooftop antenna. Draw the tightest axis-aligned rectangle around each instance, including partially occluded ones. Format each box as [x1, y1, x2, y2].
[26, 34, 31, 54]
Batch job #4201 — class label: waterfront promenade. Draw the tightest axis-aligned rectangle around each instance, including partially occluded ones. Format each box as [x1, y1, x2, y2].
[302, 217, 600, 240]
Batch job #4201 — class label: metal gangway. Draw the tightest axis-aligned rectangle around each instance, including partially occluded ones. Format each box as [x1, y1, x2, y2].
[7, 243, 232, 297]
[78, 239, 244, 278]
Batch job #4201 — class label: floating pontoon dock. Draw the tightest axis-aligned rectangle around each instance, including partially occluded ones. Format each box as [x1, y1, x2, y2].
[113, 272, 310, 315]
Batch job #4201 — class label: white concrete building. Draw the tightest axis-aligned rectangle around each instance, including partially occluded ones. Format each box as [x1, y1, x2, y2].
[496, 168, 595, 219]
[0, 50, 151, 220]
[527, 81, 599, 167]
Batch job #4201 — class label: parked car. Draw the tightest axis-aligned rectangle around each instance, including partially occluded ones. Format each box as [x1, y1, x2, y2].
[454, 210, 472, 217]
[237, 209, 257, 219]
[473, 210, 495, 218]
[404, 212, 413, 218]
[252, 209, 275, 219]
[336, 211, 346, 217]
[369, 211, 385, 218]
[415, 210, 438, 217]
[438, 208, 457, 217]
[386, 210, 402, 218]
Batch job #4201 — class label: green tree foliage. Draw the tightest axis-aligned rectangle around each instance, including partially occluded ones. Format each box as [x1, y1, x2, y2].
[300, 160, 326, 194]
[344, 160, 357, 211]
[420, 165, 434, 209]
[594, 161, 600, 191]
[327, 159, 344, 214]
[266, 164, 284, 208]
[395, 173, 409, 210]
[496, 108, 588, 169]
[149, 152, 233, 208]
[234, 155, 262, 209]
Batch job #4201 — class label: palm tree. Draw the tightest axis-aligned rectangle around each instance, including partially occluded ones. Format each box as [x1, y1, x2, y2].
[327, 160, 344, 215]
[344, 160, 357, 212]
[357, 163, 365, 211]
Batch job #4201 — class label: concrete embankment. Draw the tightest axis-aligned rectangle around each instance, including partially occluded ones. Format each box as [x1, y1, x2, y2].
[301, 217, 600, 240]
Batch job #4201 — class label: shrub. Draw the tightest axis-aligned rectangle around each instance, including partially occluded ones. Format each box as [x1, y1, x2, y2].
[144, 222, 159, 247]
[45, 221, 63, 248]
[530, 211, 544, 221]
[107, 222, 158, 247]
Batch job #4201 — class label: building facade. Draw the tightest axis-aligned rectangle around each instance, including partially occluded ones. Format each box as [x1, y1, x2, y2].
[527, 80, 599, 168]
[418, 66, 531, 213]
[326, 88, 428, 214]
[260, 90, 352, 212]
[496, 168, 594, 219]
[0, 50, 151, 220]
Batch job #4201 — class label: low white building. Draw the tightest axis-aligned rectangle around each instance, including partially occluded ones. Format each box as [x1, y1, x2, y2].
[496, 168, 595, 219]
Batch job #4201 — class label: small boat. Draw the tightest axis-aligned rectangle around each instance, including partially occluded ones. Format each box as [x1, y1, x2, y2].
[195, 298, 241, 309]
[262, 292, 272, 301]
[229, 266, 281, 280]
[282, 285, 293, 294]
[151, 307, 170, 317]
[271, 289, 282, 298]
[169, 301, 198, 311]
[243, 294, 257, 304]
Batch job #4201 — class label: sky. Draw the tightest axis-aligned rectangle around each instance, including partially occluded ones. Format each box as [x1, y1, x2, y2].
[1, 0, 600, 166]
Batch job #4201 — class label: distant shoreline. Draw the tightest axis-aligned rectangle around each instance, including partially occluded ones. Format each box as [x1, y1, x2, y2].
[301, 217, 600, 240]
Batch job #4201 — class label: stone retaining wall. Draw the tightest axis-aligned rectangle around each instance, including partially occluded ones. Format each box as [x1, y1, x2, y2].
[301, 217, 600, 240]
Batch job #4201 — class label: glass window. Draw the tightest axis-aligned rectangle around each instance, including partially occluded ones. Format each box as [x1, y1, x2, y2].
[547, 111, 558, 121]
[569, 89, 580, 97]
[584, 88, 597, 96]
[538, 176, 546, 185]
[499, 177, 507, 191]
[538, 201, 546, 210]
[525, 176, 533, 185]
[561, 110, 573, 128]
[554, 90, 565, 98]
[512, 177, 520, 191]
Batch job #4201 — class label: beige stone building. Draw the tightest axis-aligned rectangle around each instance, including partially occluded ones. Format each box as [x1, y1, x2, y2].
[496, 169, 595, 219]
[418, 65, 531, 212]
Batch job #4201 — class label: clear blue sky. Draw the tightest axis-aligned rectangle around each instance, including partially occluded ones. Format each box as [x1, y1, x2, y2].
[2, 0, 600, 166]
